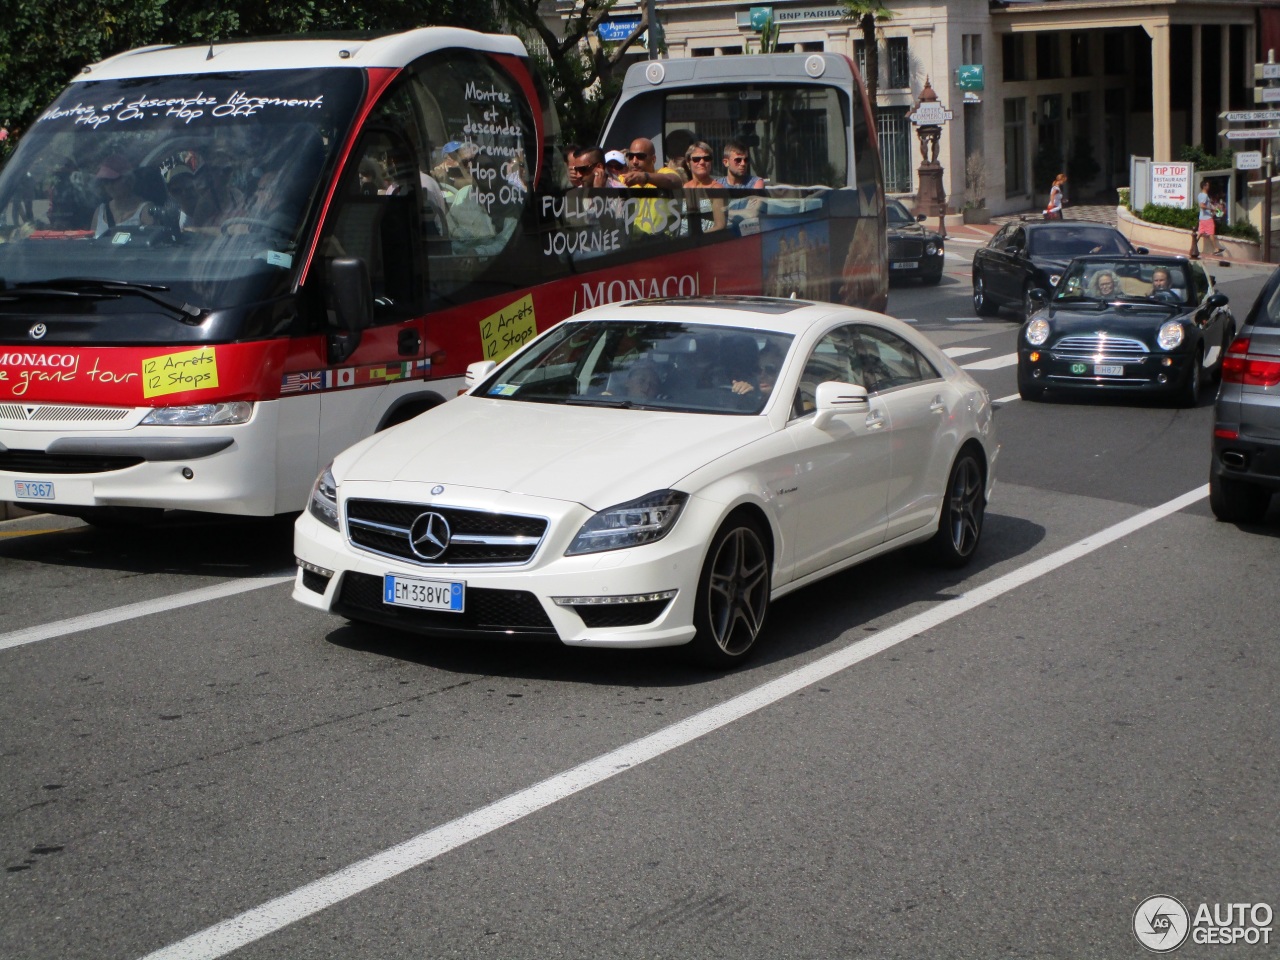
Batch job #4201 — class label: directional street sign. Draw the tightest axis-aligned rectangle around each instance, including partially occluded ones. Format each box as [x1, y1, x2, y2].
[1255, 63, 1280, 80]
[1253, 87, 1280, 104]
[1221, 128, 1280, 139]
[1235, 151, 1263, 170]
[1220, 109, 1280, 122]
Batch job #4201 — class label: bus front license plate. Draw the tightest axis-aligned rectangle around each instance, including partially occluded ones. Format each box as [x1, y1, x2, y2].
[1095, 364, 1124, 377]
[384, 574, 464, 612]
[14, 480, 56, 500]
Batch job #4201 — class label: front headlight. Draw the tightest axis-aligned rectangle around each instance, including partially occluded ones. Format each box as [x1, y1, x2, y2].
[1049, 273, 1062, 288]
[565, 490, 688, 556]
[308, 463, 340, 531]
[925, 241, 939, 256]
[1157, 320, 1185, 351]
[141, 402, 253, 426]
[1025, 318, 1051, 346]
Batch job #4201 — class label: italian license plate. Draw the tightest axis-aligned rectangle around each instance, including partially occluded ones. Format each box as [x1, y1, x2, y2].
[891, 261, 918, 270]
[14, 480, 55, 500]
[1095, 364, 1124, 377]
[383, 574, 464, 612]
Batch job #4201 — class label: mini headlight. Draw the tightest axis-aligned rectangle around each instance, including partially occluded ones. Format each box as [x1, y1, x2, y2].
[566, 490, 688, 556]
[1157, 320, 1185, 351]
[1049, 274, 1062, 288]
[1025, 318, 1051, 346]
[141, 402, 253, 426]
[308, 463, 340, 531]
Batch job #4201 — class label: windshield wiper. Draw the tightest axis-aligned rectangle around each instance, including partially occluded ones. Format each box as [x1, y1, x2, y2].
[6, 278, 206, 324]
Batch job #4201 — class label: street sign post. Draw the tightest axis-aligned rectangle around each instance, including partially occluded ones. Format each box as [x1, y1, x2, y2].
[1221, 128, 1280, 140]
[1236, 151, 1263, 171]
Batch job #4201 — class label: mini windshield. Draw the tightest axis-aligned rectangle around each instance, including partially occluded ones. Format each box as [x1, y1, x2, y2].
[0, 68, 364, 310]
[1026, 225, 1131, 259]
[479, 320, 794, 415]
[1055, 260, 1190, 305]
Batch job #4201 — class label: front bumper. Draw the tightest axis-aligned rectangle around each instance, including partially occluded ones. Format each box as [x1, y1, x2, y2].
[1018, 347, 1194, 393]
[292, 481, 717, 649]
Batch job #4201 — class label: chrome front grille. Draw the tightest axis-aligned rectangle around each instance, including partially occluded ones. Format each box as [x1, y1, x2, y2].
[0, 403, 133, 425]
[346, 498, 548, 567]
[1051, 334, 1150, 365]
[889, 237, 924, 259]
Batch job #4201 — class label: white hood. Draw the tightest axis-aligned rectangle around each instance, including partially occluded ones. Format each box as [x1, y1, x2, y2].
[340, 396, 772, 509]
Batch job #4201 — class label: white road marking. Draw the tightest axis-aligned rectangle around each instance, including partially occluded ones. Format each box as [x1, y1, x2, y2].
[962, 352, 1019, 370]
[136, 485, 1210, 960]
[993, 393, 1022, 404]
[946, 317, 985, 323]
[0, 575, 295, 652]
[943, 346, 988, 358]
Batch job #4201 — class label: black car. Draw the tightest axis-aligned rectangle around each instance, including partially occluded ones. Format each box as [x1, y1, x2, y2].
[886, 197, 944, 284]
[1017, 255, 1233, 406]
[972, 220, 1145, 319]
[1210, 264, 1280, 523]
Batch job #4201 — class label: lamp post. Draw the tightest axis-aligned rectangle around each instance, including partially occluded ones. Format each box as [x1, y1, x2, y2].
[910, 78, 952, 239]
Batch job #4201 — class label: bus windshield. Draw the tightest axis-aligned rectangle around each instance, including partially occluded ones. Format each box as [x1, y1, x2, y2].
[0, 67, 364, 309]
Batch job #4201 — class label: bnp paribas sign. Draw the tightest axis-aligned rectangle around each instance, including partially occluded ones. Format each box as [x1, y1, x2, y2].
[741, 6, 846, 28]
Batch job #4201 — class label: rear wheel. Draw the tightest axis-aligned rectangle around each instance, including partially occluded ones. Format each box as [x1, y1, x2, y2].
[972, 272, 998, 316]
[689, 516, 771, 667]
[927, 451, 986, 567]
[1210, 470, 1271, 524]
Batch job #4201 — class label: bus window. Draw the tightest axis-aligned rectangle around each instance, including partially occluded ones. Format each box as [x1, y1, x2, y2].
[403, 50, 535, 305]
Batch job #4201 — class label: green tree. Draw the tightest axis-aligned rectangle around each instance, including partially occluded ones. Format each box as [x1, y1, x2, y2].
[495, 0, 650, 145]
[841, 0, 895, 108]
[0, 0, 494, 159]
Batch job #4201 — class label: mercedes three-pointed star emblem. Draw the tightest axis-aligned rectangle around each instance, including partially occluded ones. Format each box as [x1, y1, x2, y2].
[408, 512, 451, 560]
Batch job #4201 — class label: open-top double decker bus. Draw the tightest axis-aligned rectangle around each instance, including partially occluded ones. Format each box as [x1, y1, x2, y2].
[0, 28, 886, 522]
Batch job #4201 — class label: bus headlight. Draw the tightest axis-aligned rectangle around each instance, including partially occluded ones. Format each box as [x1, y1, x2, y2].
[1157, 321, 1185, 351]
[141, 402, 253, 426]
[308, 463, 340, 531]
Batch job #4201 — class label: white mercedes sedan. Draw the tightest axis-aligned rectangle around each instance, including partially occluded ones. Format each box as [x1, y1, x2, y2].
[293, 297, 997, 666]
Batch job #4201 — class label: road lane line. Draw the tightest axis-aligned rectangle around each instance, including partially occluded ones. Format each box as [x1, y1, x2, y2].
[136, 484, 1209, 960]
[993, 393, 1021, 404]
[962, 352, 1018, 370]
[942, 346, 987, 358]
[0, 575, 295, 652]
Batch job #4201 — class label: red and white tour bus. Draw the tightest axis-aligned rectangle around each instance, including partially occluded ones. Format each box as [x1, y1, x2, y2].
[0, 27, 886, 522]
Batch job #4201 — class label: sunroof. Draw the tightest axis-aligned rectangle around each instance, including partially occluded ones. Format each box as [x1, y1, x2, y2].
[623, 295, 810, 314]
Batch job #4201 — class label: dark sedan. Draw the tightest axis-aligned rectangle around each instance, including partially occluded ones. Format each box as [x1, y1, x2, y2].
[886, 197, 944, 284]
[1017, 255, 1234, 406]
[972, 220, 1145, 319]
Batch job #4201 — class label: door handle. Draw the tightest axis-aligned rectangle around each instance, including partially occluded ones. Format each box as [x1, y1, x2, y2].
[865, 409, 885, 429]
[398, 329, 421, 356]
[930, 395, 947, 414]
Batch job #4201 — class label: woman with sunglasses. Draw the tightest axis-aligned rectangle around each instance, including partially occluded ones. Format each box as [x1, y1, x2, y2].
[682, 141, 726, 235]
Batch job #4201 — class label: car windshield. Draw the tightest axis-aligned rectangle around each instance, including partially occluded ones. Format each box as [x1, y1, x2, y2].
[1054, 260, 1190, 305]
[0, 68, 364, 310]
[1026, 226, 1131, 259]
[478, 320, 795, 415]
[885, 198, 915, 225]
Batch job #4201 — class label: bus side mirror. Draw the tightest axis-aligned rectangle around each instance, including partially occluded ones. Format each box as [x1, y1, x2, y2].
[327, 257, 372, 364]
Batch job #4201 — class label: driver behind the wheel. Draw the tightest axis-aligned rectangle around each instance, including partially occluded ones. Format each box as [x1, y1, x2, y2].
[1149, 266, 1184, 303]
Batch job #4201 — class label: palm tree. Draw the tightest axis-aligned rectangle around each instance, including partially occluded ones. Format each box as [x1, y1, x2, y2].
[841, 1, 895, 108]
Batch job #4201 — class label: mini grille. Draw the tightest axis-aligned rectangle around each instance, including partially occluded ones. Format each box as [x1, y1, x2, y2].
[0, 449, 143, 474]
[346, 498, 547, 567]
[335, 571, 557, 637]
[1051, 335, 1150, 364]
[0, 404, 133, 423]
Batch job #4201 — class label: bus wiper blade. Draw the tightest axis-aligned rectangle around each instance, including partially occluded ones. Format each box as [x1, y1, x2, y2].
[13, 278, 206, 323]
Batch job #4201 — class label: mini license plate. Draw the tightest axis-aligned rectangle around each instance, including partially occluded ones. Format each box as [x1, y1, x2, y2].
[891, 261, 918, 270]
[383, 574, 464, 612]
[1094, 364, 1124, 377]
[14, 480, 55, 500]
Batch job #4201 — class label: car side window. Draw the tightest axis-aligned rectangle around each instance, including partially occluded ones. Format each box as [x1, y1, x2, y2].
[852, 326, 938, 392]
[989, 224, 1012, 249]
[792, 325, 859, 419]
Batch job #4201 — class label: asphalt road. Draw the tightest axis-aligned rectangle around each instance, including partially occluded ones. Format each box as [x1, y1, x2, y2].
[2, 246, 1277, 960]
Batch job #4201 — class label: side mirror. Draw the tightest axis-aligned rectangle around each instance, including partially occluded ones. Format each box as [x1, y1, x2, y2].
[1134, 246, 1150, 255]
[326, 257, 372, 364]
[1028, 288, 1049, 308]
[813, 380, 869, 429]
[915, 213, 927, 223]
[1206, 292, 1229, 310]
[464, 360, 497, 393]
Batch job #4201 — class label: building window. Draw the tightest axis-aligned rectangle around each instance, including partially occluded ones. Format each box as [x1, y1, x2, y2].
[1103, 32, 1126, 75]
[1035, 34, 1062, 80]
[962, 34, 983, 66]
[1070, 33, 1090, 77]
[877, 107, 912, 194]
[1004, 97, 1027, 196]
[886, 37, 909, 89]
[1002, 34, 1027, 82]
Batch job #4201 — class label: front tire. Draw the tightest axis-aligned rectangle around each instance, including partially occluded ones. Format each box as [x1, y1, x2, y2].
[690, 516, 771, 666]
[1177, 348, 1203, 408]
[1210, 470, 1271, 524]
[927, 451, 986, 567]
